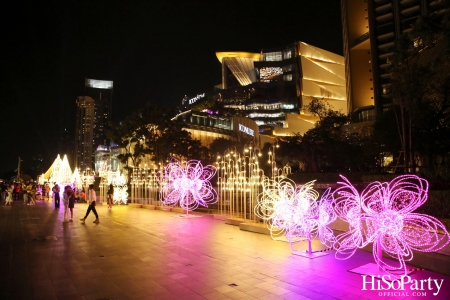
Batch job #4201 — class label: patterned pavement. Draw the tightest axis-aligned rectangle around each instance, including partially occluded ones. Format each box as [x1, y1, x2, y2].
[0, 200, 449, 300]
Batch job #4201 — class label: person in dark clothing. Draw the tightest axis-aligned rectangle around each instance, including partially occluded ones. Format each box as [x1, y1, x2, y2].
[80, 184, 99, 224]
[52, 184, 60, 209]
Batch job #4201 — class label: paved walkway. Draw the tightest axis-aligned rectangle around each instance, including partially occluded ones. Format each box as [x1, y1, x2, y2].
[0, 200, 449, 300]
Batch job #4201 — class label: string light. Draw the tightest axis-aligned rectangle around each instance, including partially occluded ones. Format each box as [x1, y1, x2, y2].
[333, 175, 450, 276]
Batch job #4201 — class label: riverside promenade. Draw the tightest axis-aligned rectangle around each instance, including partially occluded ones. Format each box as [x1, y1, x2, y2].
[0, 200, 449, 300]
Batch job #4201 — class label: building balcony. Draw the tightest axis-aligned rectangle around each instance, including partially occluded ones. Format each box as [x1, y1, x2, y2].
[378, 41, 395, 50]
[400, 0, 418, 6]
[375, 3, 393, 13]
[376, 12, 393, 23]
[401, 5, 420, 15]
[379, 52, 394, 60]
[377, 32, 394, 40]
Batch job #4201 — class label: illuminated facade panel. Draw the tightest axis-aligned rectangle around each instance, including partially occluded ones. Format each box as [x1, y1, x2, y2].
[214, 41, 346, 131]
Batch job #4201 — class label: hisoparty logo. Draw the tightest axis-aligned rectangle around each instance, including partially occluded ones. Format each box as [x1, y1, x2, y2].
[362, 275, 444, 297]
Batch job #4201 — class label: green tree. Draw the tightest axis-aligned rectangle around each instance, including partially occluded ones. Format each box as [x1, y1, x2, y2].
[108, 102, 202, 182]
[107, 110, 148, 183]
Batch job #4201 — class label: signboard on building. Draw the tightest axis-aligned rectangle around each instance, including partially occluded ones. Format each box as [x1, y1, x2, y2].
[85, 78, 114, 89]
[239, 124, 254, 136]
[188, 93, 205, 105]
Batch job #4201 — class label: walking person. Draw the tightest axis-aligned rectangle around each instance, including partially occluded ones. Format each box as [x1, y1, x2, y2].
[52, 184, 60, 209]
[107, 183, 114, 210]
[80, 184, 99, 224]
[4, 187, 13, 206]
[62, 185, 71, 223]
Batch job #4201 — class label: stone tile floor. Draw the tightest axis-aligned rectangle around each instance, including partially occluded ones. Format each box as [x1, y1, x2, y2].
[0, 200, 449, 300]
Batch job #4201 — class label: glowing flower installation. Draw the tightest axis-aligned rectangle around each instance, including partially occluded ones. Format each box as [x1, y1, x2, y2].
[334, 175, 450, 276]
[255, 177, 299, 241]
[159, 159, 217, 212]
[255, 177, 336, 257]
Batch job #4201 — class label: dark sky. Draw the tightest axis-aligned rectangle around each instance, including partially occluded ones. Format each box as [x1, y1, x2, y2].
[0, 0, 342, 178]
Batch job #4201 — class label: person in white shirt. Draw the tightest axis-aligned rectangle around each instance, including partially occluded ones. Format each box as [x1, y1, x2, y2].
[80, 184, 99, 224]
[62, 186, 71, 223]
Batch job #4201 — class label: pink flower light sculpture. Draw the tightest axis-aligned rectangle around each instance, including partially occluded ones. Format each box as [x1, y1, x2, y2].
[159, 159, 217, 212]
[255, 177, 337, 255]
[334, 175, 450, 276]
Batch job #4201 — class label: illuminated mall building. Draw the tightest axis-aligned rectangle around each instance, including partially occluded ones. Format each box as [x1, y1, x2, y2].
[212, 41, 347, 136]
[74, 78, 113, 170]
[341, 0, 446, 121]
[171, 111, 261, 147]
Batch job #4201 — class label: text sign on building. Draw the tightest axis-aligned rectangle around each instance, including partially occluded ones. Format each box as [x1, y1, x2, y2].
[239, 124, 254, 136]
[85, 78, 113, 89]
[188, 93, 205, 105]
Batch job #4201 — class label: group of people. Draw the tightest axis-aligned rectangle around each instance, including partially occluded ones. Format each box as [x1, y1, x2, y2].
[0, 181, 38, 206]
[1, 180, 115, 225]
[56, 183, 115, 224]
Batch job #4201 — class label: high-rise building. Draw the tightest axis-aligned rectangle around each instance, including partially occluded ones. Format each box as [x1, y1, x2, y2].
[84, 78, 113, 148]
[74, 96, 95, 171]
[341, 0, 446, 121]
[74, 79, 113, 170]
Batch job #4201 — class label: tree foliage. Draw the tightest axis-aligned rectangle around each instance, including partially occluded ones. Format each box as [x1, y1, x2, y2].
[390, 4, 450, 172]
[107, 103, 202, 183]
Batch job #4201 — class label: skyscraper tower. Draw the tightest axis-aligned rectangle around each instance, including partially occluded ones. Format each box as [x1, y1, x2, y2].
[74, 96, 95, 171]
[341, 0, 446, 122]
[74, 79, 113, 170]
[85, 78, 113, 148]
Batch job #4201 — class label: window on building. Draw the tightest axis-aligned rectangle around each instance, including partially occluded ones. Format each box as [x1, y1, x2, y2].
[263, 52, 282, 61]
[283, 50, 292, 59]
[283, 64, 293, 72]
[283, 74, 292, 81]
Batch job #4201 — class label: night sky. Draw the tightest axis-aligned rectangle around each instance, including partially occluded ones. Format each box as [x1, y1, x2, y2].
[0, 0, 342, 178]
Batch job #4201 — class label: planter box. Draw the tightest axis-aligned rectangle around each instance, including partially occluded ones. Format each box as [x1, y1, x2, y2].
[142, 204, 156, 210]
[156, 206, 172, 212]
[172, 207, 188, 214]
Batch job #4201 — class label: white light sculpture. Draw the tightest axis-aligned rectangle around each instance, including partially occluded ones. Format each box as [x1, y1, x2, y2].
[334, 175, 450, 276]
[159, 159, 217, 214]
[113, 172, 128, 204]
[71, 168, 82, 188]
[255, 177, 336, 258]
